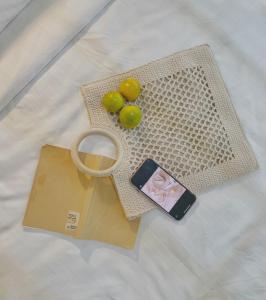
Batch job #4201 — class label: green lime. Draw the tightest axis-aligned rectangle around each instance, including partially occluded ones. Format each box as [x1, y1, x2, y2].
[102, 91, 125, 113]
[119, 77, 141, 101]
[119, 105, 142, 129]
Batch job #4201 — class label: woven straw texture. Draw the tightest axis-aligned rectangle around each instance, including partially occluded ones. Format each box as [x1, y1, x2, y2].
[81, 45, 258, 219]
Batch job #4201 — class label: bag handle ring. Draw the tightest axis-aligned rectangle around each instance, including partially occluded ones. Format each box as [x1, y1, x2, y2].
[71, 128, 123, 177]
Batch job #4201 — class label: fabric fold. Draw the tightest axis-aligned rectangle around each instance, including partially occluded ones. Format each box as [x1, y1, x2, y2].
[0, 0, 111, 112]
[0, 0, 31, 33]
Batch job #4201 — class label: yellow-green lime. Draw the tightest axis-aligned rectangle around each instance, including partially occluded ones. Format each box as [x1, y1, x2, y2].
[119, 105, 142, 129]
[119, 77, 141, 101]
[102, 91, 125, 113]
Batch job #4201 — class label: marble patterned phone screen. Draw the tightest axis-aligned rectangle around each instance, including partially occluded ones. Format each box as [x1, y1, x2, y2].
[141, 167, 186, 212]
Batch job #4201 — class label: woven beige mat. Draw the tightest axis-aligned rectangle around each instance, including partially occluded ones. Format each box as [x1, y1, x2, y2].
[81, 45, 257, 219]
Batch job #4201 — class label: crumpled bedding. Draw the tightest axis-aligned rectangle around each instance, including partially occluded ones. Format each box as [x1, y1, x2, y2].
[0, 0, 31, 33]
[0, 0, 266, 299]
[0, 0, 112, 112]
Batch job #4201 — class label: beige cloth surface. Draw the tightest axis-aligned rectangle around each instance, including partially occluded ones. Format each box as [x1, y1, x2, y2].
[23, 145, 140, 249]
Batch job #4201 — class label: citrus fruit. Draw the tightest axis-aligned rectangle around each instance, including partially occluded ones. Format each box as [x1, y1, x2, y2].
[119, 77, 141, 101]
[102, 91, 125, 113]
[119, 105, 142, 129]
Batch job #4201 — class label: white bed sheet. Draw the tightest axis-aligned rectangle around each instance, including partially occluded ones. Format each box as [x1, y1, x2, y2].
[0, 0, 266, 299]
[0, 0, 111, 112]
[0, 0, 31, 33]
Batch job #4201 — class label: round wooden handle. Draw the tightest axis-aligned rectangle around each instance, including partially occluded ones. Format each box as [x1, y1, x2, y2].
[71, 128, 123, 177]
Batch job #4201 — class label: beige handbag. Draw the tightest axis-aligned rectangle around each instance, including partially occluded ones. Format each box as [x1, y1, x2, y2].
[79, 45, 258, 220]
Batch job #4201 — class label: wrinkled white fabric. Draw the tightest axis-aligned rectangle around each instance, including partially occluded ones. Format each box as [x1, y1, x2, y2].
[0, 0, 30, 33]
[0, 0, 266, 299]
[0, 0, 111, 111]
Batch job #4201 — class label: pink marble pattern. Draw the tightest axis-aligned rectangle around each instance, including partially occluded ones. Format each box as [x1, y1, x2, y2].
[141, 167, 186, 212]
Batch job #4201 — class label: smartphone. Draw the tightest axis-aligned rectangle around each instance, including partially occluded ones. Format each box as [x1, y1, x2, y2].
[131, 159, 196, 220]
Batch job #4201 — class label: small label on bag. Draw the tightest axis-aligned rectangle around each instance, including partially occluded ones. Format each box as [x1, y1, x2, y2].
[65, 211, 80, 231]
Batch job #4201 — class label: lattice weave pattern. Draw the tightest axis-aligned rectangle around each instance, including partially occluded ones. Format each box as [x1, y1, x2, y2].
[111, 66, 235, 178]
[81, 45, 257, 219]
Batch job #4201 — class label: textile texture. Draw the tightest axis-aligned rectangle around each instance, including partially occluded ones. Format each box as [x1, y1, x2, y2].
[82, 45, 257, 219]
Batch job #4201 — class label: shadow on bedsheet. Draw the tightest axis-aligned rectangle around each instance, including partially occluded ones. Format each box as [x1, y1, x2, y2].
[0, 1, 54, 58]
[0, 0, 115, 121]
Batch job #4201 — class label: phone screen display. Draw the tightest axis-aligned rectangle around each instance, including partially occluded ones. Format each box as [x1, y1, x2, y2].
[141, 167, 186, 212]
